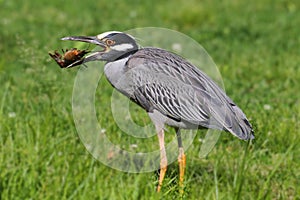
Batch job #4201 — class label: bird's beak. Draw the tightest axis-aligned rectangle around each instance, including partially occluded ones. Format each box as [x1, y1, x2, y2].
[61, 35, 106, 46]
[61, 36, 107, 63]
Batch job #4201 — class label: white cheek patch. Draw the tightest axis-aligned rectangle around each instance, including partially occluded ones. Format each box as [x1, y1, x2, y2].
[111, 43, 134, 51]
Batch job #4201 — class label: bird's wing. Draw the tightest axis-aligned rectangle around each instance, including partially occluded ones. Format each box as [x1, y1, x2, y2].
[126, 47, 254, 140]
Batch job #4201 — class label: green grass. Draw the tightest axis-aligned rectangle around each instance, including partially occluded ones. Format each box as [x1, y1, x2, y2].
[1, 0, 300, 199]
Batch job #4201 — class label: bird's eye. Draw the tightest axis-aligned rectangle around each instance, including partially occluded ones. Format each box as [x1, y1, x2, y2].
[105, 39, 115, 46]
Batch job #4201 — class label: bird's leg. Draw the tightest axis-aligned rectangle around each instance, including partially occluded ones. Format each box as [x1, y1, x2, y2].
[176, 128, 186, 194]
[157, 128, 167, 192]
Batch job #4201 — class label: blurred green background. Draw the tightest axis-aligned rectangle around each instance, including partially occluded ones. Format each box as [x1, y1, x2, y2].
[0, 0, 299, 199]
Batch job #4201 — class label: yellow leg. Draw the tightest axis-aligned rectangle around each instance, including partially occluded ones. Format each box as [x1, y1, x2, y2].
[178, 147, 186, 194]
[176, 128, 186, 194]
[157, 129, 167, 192]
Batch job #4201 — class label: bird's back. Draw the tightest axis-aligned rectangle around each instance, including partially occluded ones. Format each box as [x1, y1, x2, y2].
[108, 47, 254, 140]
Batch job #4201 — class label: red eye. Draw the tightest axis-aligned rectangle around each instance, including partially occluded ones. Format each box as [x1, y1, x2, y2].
[106, 39, 115, 46]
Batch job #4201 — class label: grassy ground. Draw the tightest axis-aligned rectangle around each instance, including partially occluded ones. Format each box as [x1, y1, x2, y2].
[0, 0, 299, 199]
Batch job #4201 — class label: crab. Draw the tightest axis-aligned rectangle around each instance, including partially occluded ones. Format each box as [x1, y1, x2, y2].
[49, 48, 90, 68]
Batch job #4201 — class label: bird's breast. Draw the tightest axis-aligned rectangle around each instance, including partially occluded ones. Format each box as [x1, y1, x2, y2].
[104, 57, 129, 85]
[104, 56, 137, 97]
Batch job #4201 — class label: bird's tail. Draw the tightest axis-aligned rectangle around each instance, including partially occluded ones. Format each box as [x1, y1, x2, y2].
[226, 103, 254, 140]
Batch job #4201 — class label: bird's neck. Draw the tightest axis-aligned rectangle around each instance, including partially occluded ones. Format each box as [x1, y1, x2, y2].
[104, 56, 130, 89]
[114, 49, 138, 61]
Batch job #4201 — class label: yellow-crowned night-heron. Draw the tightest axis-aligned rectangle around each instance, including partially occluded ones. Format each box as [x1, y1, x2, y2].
[62, 31, 254, 192]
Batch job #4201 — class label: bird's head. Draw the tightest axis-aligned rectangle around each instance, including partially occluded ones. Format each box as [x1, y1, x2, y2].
[62, 31, 139, 62]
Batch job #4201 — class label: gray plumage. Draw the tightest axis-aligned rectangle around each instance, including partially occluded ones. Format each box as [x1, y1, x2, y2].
[105, 47, 254, 140]
[62, 31, 254, 140]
